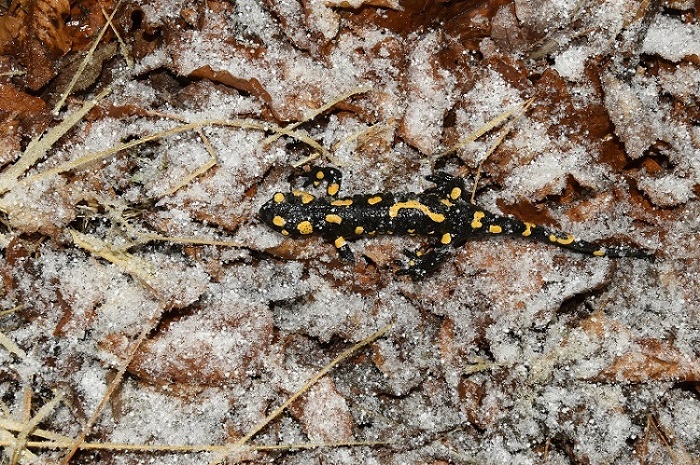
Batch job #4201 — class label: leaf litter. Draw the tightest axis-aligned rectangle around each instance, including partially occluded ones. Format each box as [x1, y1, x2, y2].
[0, 0, 699, 464]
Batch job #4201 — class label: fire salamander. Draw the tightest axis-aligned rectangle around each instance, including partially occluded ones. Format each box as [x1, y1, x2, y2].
[259, 167, 652, 278]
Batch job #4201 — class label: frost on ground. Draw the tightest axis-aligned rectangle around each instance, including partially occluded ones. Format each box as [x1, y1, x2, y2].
[0, 0, 699, 464]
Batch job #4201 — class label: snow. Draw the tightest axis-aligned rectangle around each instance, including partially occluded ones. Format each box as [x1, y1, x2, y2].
[0, 0, 698, 464]
[643, 15, 700, 62]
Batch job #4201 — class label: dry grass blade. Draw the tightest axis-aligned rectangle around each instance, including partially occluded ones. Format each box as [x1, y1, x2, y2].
[209, 323, 394, 465]
[0, 304, 25, 318]
[0, 331, 26, 358]
[51, 0, 123, 114]
[434, 98, 534, 160]
[0, 70, 25, 77]
[24, 119, 325, 186]
[70, 229, 159, 293]
[10, 393, 63, 465]
[0, 437, 386, 454]
[262, 86, 373, 148]
[130, 231, 244, 248]
[59, 303, 166, 464]
[0, 418, 74, 443]
[468, 98, 534, 204]
[157, 128, 218, 198]
[99, 2, 133, 68]
[0, 86, 112, 195]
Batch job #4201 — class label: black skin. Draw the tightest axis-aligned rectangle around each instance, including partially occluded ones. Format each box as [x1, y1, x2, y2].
[259, 167, 653, 279]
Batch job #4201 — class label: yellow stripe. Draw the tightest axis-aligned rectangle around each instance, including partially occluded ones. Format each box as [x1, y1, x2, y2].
[388, 200, 445, 223]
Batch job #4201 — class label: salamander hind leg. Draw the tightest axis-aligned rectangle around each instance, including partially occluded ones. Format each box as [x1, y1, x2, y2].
[395, 246, 452, 280]
[425, 172, 469, 201]
[300, 167, 343, 197]
[332, 236, 355, 261]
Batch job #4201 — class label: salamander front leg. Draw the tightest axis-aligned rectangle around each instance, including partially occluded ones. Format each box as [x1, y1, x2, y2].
[332, 236, 355, 261]
[424, 172, 469, 201]
[395, 246, 451, 280]
[300, 167, 343, 196]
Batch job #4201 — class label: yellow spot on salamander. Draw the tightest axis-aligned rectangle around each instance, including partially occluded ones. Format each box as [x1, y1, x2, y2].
[292, 190, 315, 204]
[440, 199, 454, 207]
[450, 187, 462, 200]
[316, 170, 325, 179]
[331, 199, 353, 206]
[334, 236, 347, 248]
[441, 233, 452, 244]
[297, 221, 313, 234]
[272, 216, 286, 227]
[489, 225, 502, 234]
[368, 196, 383, 205]
[281, 229, 289, 236]
[471, 211, 485, 229]
[549, 233, 575, 245]
[325, 214, 342, 224]
[593, 249, 606, 257]
[327, 183, 340, 196]
[273, 192, 285, 203]
[388, 200, 445, 223]
[522, 222, 535, 237]
[354, 226, 364, 235]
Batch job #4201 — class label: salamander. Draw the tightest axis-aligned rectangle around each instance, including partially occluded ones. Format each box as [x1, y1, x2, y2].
[259, 167, 652, 278]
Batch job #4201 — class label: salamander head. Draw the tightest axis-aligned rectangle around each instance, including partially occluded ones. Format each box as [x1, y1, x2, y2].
[259, 191, 317, 237]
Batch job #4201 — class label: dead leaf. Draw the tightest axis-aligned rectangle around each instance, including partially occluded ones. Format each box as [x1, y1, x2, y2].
[595, 339, 700, 383]
[289, 376, 354, 443]
[23, 0, 73, 89]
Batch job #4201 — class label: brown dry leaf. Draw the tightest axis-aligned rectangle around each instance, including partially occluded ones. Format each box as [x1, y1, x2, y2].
[582, 312, 700, 383]
[289, 376, 354, 443]
[22, 0, 73, 89]
[595, 339, 700, 383]
[0, 16, 23, 53]
[101, 301, 274, 386]
[0, 83, 51, 137]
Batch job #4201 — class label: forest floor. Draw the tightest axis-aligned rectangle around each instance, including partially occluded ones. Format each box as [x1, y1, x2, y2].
[0, 0, 699, 464]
